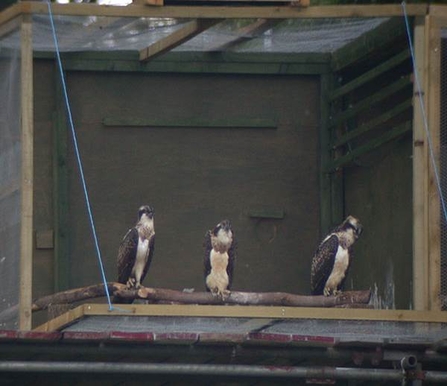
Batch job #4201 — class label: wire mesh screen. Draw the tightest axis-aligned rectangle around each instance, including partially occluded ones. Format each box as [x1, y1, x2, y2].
[441, 32, 447, 311]
[0, 46, 21, 328]
[0, 15, 388, 54]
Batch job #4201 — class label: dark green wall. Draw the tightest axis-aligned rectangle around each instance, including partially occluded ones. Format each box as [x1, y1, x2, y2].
[31, 52, 413, 317]
[63, 70, 321, 295]
[344, 136, 413, 309]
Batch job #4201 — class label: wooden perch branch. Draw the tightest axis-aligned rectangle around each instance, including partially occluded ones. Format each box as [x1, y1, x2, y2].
[119, 287, 371, 307]
[27, 283, 370, 313]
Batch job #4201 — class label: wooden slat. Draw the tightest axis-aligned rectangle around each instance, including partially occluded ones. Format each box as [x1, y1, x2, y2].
[33, 305, 85, 332]
[82, 303, 447, 323]
[139, 19, 219, 62]
[103, 117, 277, 128]
[19, 14, 33, 331]
[248, 208, 284, 219]
[0, 2, 21, 27]
[328, 121, 412, 171]
[161, 0, 309, 4]
[18, 2, 428, 20]
[332, 17, 408, 72]
[33, 300, 447, 332]
[412, 16, 430, 311]
[329, 50, 411, 102]
[331, 99, 413, 149]
[0, 179, 19, 201]
[328, 76, 412, 130]
[211, 19, 281, 52]
[52, 50, 330, 74]
[63, 59, 330, 75]
[0, 14, 20, 40]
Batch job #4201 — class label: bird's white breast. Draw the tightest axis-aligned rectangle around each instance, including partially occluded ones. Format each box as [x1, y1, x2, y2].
[136, 238, 149, 263]
[132, 237, 149, 282]
[206, 250, 229, 291]
[325, 246, 349, 289]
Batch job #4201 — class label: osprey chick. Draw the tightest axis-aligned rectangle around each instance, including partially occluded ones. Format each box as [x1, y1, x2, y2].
[114, 205, 155, 304]
[311, 215, 362, 296]
[204, 219, 236, 300]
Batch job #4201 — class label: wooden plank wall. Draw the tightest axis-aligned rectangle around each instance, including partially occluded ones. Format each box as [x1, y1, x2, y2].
[327, 18, 414, 310]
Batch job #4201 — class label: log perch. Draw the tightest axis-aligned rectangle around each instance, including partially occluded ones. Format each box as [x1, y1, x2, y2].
[29, 283, 370, 312]
[119, 286, 371, 307]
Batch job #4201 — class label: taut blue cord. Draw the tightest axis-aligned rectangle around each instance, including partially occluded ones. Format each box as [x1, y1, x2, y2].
[46, 1, 114, 310]
[402, 1, 447, 224]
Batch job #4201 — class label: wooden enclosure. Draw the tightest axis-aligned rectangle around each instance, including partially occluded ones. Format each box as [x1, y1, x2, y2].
[0, 2, 446, 331]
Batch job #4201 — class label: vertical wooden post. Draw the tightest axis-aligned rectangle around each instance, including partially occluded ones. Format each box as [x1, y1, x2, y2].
[19, 14, 33, 330]
[53, 78, 70, 292]
[412, 16, 430, 311]
[427, 15, 441, 311]
[413, 13, 443, 311]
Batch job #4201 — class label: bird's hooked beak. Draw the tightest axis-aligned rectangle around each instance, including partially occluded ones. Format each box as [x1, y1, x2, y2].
[138, 205, 154, 220]
[213, 219, 231, 235]
[344, 215, 362, 238]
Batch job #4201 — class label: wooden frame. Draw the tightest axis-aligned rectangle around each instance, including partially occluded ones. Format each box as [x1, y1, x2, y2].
[3, 1, 446, 328]
[412, 16, 431, 311]
[413, 10, 447, 311]
[2, 2, 428, 22]
[34, 303, 447, 333]
[19, 13, 33, 331]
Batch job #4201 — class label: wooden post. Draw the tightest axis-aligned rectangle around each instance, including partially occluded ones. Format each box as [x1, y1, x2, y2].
[19, 14, 33, 330]
[53, 79, 70, 292]
[427, 15, 442, 311]
[412, 16, 430, 311]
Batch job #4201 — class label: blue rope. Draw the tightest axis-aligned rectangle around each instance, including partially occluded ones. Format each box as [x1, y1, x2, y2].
[402, 1, 447, 224]
[46, 1, 114, 310]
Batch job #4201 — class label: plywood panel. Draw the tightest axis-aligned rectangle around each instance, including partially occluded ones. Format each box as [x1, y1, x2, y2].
[64, 72, 320, 296]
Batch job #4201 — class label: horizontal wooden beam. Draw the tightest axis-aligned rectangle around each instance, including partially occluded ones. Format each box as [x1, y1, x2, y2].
[51, 51, 330, 74]
[249, 208, 285, 219]
[61, 58, 330, 74]
[328, 121, 412, 171]
[0, 14, 20, 40]
[103, 117, 277, 128]
[34, 302, 447, 333]
[328, 76, 412, 130]
[158, 0, 309, 5]
[329, 50, 411, 102]
[331, 99, 413, 149]
[17, 2, 428, 20]
[0, 2, 21, 27]
[84, 303, 447, 323]
[429, 4, 447, 18]
[139, 19, 219, 61]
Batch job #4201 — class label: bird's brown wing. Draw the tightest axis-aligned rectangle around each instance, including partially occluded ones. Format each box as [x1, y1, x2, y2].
[117, 228, 139, 284]
[226, 233, 237, 290]
[203, 231, 212, 291]
[310, 234, 338, 295]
